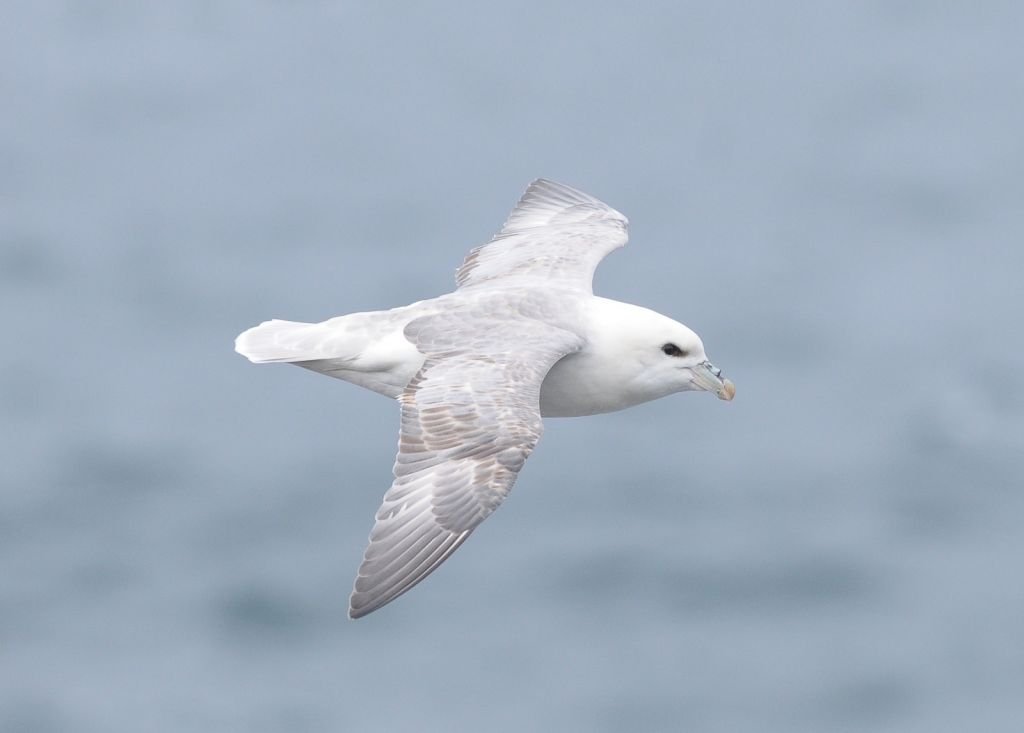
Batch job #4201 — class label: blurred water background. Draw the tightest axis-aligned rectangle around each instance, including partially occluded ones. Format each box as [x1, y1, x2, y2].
[3, 2, 1023, 731]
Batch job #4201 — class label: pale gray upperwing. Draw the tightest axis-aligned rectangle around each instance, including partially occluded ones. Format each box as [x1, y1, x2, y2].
[455, 179, 629, 293]
[348, 305, 584, 618]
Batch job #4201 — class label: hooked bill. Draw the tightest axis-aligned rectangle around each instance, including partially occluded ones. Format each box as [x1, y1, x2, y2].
[719, 379, 736, 401]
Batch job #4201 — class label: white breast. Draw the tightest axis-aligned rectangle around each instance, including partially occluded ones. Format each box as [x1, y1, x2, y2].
[539, 351, 639, 417]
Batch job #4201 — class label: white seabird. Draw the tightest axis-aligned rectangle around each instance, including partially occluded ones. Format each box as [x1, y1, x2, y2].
[235, 179, 735, 619]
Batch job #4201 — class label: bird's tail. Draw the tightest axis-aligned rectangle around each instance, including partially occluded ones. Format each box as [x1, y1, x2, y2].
[234, 319, 325, 363]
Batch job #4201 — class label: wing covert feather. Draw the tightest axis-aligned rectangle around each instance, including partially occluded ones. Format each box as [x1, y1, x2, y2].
[348, 310, 583, 618]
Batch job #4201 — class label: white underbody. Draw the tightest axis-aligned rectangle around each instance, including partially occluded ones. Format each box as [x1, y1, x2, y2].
[237, 294, 687, 418]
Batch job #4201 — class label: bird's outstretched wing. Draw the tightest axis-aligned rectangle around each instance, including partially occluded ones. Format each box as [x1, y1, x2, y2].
[348, 306, 583, 618]
[455, 179, 629, 293]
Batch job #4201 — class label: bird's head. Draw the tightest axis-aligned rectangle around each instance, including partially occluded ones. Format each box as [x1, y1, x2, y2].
[614, 304, 736, 403]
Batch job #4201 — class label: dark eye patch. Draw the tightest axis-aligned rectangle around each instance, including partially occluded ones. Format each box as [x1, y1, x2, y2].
[662, 343, 687, 357]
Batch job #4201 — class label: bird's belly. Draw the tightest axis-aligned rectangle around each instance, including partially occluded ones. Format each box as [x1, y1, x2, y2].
[539, 353, 632, 418]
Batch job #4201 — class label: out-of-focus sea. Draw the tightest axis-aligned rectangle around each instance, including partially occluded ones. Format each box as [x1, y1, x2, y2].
[2, 3, 1022, 732]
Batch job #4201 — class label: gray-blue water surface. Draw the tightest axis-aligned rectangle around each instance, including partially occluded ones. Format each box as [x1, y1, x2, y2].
[3, 3, 1023, 731]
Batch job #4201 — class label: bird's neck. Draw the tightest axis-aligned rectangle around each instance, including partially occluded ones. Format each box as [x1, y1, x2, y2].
[538, 298, 673, 417]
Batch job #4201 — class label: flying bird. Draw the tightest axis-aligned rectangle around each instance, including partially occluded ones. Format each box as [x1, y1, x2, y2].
[235, 179, 735, 618]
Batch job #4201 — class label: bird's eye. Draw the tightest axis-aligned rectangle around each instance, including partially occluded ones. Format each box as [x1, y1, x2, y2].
[661, 343, 687, 357]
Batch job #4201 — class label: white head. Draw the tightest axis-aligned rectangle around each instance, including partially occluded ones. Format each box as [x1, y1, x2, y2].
[539, 298, 735, 417]
[593, 300, 735, 407]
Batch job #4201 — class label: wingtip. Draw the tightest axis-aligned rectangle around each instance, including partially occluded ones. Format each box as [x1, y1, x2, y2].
[348, 584, 382, 619]
[521, 177, 579, 199]
[347, 579, 384, 620]
[348, 594, 390, 620]
[346, 585, 392, 620]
